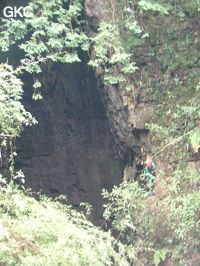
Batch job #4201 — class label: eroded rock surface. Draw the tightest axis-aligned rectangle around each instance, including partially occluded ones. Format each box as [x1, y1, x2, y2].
[16, 61, 124, 224]
[84, 0, 152, 179]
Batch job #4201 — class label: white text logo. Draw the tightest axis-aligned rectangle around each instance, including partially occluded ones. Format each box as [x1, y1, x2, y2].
[3, 6, 33, 18]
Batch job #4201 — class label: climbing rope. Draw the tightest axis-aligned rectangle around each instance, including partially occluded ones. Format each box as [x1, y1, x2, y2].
[152, 127, 198, 159]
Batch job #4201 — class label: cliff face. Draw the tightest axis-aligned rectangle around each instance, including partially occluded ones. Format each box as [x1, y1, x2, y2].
[13, 0, 153, 223]
[84, 0, 153, 177]
[16, 60, 124, 224]
[2, 0, 199, 224]
[84, 0, 200, 173]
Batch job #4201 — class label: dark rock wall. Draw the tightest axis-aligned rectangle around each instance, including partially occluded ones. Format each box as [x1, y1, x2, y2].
[84, 0, 152, 177]
[0, 0, 126, 224]
[16, 61, 124, 224]
[1, 0, 153, 222]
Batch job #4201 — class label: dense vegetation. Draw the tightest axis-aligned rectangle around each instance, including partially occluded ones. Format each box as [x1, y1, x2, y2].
[0, 0, 199, 265]
[102, 169, 199, 265]
[0, 180, 129, 265]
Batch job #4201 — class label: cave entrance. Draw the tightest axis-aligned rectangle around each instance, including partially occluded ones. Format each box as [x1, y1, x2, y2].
[16, 59, 125, 224]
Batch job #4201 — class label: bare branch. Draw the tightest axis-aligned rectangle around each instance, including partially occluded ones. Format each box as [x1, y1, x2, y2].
[0, 134, 16, 138]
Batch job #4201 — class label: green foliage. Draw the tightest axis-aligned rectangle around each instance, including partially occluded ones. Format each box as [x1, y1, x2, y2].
[139, 0, 170, 15]
[102, 168, 199, 265]
[0, 64, 37, 137]
[0, 2, 199, 264]
[154, 248, 170, 266]
[123, 0, 200, 156]
[145, 77, 200, 160]
[79, 202, 93, 219]
[0, 178, 129, 266]
[0, 0, 140, 89]
[0, 63, 37, 173]
[183, 0, 200, 16]
[88, 22, 138, 88]
[140, 0, 200, 17]
[102, 182, 148, 242]
[0, 0, 88, 76]
[0, 0, 199, 93]
[0, 19, 28, 52]
[189, 129, 200, 153]
[117, 6, 146, 52]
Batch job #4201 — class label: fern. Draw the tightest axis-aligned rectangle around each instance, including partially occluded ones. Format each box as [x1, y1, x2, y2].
[154, 249, 170, 266]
